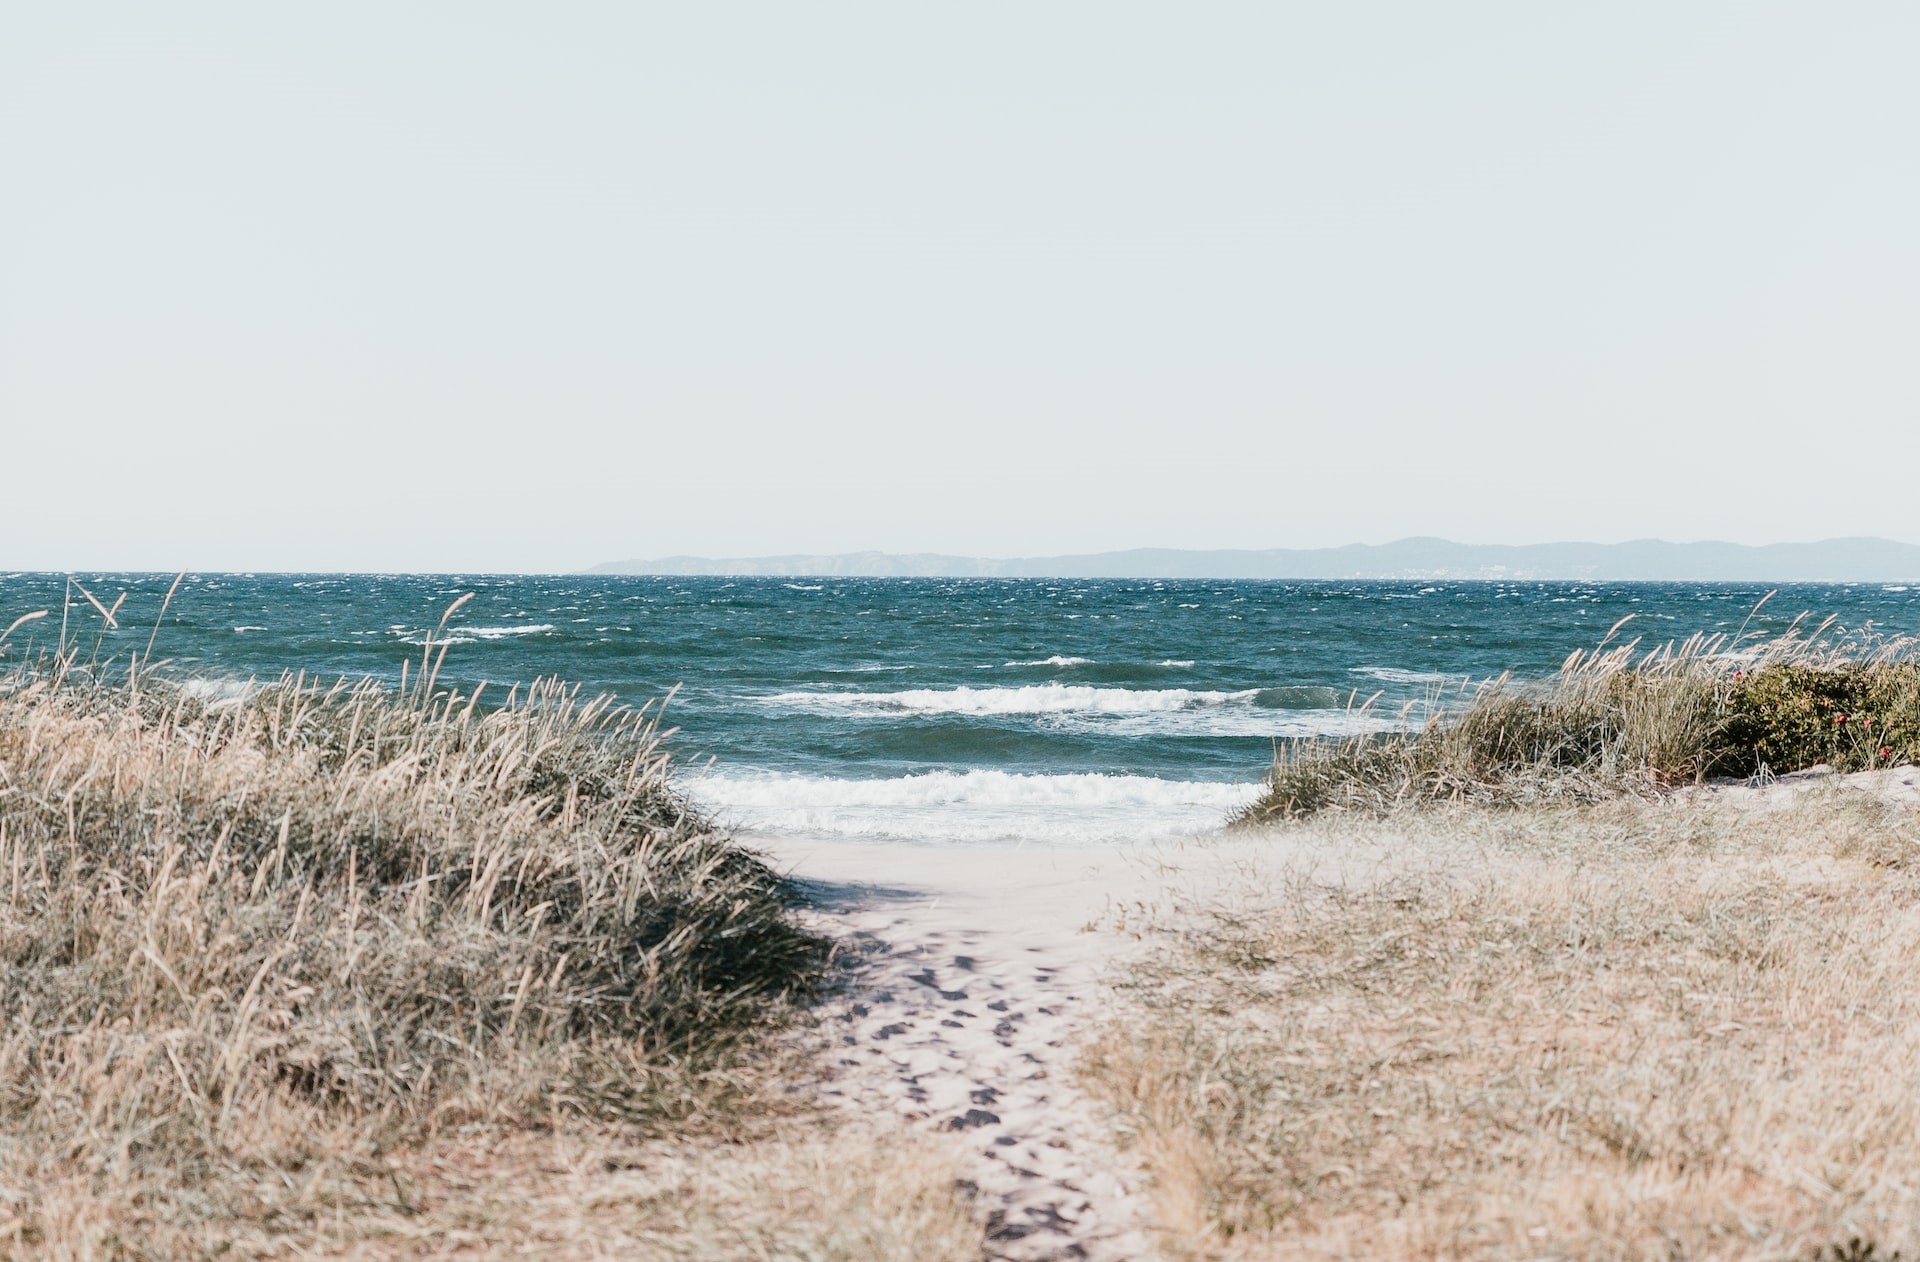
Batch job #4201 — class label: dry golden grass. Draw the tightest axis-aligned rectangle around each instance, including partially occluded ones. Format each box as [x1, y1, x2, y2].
[1087, 789, 1920, 1261]
[1239, 618, 1920, 823]
[0, 636, 983, 1260]
[10, 1119, 980, 1261]
[340, 1125, 984, 1262]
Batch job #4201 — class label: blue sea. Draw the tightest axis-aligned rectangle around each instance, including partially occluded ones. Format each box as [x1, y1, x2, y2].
[4, 574, 1917, 842]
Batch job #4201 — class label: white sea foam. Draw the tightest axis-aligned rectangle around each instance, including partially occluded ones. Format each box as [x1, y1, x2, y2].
[1092, 709, 1400, 739]
[784, 583, 824, 591]
[1158, 659, 1195, 668]
[761, 683, 1261, 716]
[232, 625, 267, 633]
[1004, 655, 1091, 667]
[697, 769, 1264, 844]
[398, 623, 555, 646]
[758, 684, 1402, 739]
[1351, 666, 1461, 685]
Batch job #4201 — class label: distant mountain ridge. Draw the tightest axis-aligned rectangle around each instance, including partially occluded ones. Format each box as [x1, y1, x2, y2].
[587, 538, 1920, 581]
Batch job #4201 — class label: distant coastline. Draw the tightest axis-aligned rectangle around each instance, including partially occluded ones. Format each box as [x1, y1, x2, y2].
[587, 537, 1920, 582]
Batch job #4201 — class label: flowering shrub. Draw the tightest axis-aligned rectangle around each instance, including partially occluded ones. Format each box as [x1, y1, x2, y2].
[1715, 663, 1920, 775]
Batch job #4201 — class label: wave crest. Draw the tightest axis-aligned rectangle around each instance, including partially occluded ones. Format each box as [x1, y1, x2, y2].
[697, 770, 1264, 843]
[399, 623, 555, 646]
[761, 683, 1261, 716]
[1351, 666, 1460, 685]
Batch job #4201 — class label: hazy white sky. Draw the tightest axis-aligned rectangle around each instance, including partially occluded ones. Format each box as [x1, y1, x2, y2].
[3, 3, 1916, 572]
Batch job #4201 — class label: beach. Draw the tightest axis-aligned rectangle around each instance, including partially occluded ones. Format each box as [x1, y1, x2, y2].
[761, 823, 1431, 1260]
[14, 0, 1920, 1249]
[768, 766, 1920, 1260]
[7, 575, 1920, 1258]
[768, 836, 1170, 1260]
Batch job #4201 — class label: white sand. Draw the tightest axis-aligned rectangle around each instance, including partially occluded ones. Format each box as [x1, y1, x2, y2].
[759, 835, 1193, 1261]
[1687, 764, 1920, 809]
[759, 830, 1391, 1262]
[760, 769, 1920, 1258]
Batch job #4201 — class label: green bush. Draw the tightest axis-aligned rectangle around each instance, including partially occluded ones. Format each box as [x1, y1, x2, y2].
[1717, 662, 1920, 775]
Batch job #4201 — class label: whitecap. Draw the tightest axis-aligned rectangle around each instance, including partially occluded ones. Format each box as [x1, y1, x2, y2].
[696, 769, 1265, 844]
[1085, 709, 1401, 740]
[759, 683, 1261, 716]
[1351, 666, 1461, 685]
[399, 623, 555, 645]
[1004, 655, 1092, 668]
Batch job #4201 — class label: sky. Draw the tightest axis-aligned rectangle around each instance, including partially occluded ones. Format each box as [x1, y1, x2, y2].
[3, 2, 1916, 573]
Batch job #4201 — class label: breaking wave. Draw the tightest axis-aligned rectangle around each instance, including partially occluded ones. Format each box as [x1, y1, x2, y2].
[1351, 666, 1461, 685]
[399, 623, 556, 646]
[696, 769, 1264, 843]
[761, 683, 1263, 716]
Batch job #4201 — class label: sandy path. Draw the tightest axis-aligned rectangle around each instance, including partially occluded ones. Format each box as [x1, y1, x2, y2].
[759, 773, 1920, 1258]
[758, 836, 1191, 1262]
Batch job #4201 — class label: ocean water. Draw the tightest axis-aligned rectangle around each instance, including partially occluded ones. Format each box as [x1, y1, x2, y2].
[4, 573, 1917, 843]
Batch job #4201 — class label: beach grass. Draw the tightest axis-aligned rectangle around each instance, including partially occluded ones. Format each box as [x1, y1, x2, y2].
[0, 619, 979, 1259]
[1237, 618, 1920, 823]
[1085, 790, 1920, 1260]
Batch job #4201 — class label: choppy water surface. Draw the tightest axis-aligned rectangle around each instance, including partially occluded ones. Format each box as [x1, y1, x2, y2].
[4, 574, 1916, 842]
